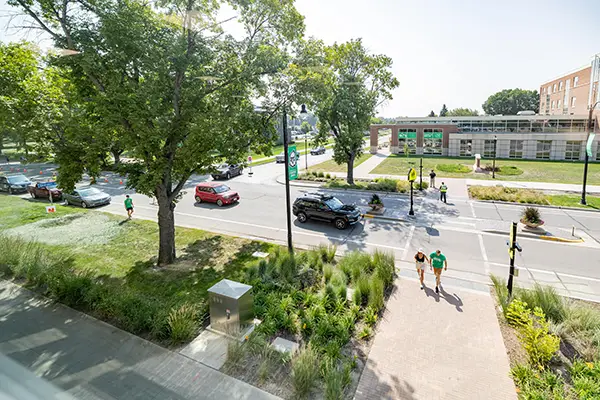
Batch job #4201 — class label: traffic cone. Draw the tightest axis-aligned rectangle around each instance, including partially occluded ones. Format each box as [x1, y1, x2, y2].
[119, 179, 123, 185]
[40, 170, 43, 174]
[24, 168, 27, 173]
[104, 177, 108, 183]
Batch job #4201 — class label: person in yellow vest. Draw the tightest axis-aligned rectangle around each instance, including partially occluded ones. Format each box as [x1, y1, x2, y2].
[439, 182, 448, 203]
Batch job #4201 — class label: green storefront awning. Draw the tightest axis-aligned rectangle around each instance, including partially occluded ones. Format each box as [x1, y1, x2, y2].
[424, 132, 443, 139]
[398, 132, 417, 139]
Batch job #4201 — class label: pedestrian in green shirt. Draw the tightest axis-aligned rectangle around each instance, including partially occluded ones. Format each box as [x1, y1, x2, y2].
[124, 195, 134, 220]
[439, 182, 448, 204]
[429, 249, 448, 293]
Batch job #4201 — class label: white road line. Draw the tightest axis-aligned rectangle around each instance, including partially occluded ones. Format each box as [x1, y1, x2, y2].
[478, 233, 490, 275]
[469, 202, 477, 218]
[401, 226, 416, 260]
[557, 272, 600, 283]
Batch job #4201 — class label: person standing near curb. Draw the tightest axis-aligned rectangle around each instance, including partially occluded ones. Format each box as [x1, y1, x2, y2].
[124, 195, 134, 220]
[429, 169, 436, 188]
[440, 182, 448, 203]
[429, 249, 447, 293]
[414, 248, 429, 290]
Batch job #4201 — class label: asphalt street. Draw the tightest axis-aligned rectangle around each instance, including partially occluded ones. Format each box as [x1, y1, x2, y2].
[4, 148, 600, 302]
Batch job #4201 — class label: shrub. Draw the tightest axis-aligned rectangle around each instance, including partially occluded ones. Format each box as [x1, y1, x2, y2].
[330, 268, 347, 288]
[325, 173, 332, 179]
[563, 305, 600, 335]
[369, 193, 383, 205]
[510, 364, 566, 399]
[516, 284, 566, 324]
[227, 340, 245, 366]
[497, 166, 523, 176]
[521, 207, 542, 225]
[436, 163, 470, 173]
[570, 360, 600, 399]
[323, 284, 338, 312]
[322, 359, 350, 400]
[323, 264, 334, 283]
[358, 326, 372, 340]
[368, 276, 385, 312]
[353, 275, 370, 306]
[292, 345, 320, 398]
[318, 171, 325, 178]
[275, 251, 298, 283]
[468, 186, 549, 205]
[490, 274, 510, 315]
[45, 266, 95, 308]
[317, 244, 337, 263]
[373, 250, 395, 288]
[363, 306, 378, 327]
[166, 303, 199, 343]
[518, 307, 560, 370]
[367, 178, 397, 192]
[506, 299, 531, 328]
[338, 251, 373, 282]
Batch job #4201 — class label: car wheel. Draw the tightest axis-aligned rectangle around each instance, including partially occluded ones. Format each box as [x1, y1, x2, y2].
[335, 218, 347, 230]
[226, 172, 231, 180]
[217, 199, 223, 207]
[195, 196, 202, 203]
[297, 212, 308, 223]
[82, 202, 88, 209]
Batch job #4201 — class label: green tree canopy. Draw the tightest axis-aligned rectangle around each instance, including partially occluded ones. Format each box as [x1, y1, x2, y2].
[309, 39, 399, 184]
[300, 121, 312, 134]
[439, 104, 448, 117]
[9, 0, 306, 265]
[427, 110, 436, 117]
[482, 89, 539, 115]
[447, 108, 479, 116]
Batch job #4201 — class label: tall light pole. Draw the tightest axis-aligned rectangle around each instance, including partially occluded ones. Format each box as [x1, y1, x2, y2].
[581, 101, 599, 205]
[492, 135, 498, 179]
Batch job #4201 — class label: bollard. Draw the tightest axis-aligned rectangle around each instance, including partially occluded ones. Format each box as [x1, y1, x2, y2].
[572, 226, 575, 237]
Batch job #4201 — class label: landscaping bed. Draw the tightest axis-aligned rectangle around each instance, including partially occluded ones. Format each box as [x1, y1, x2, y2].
[468, 185, 600, 209]
[223, 247, 397, 399]
[309, 152, 373, 173]
[491, 276, 600, 399]
[298, 171, 429, 193]
[0, 195, 275, 345]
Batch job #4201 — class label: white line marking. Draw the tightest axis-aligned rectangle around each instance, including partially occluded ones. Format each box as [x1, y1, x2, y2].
[478, 233, 490, 274]
[401, 225, 416, 260]
[469, 202, 477, 218]
[556, 272, 600, 283]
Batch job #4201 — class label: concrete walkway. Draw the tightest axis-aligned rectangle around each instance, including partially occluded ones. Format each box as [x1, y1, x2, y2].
[0, 280, 279, 400]
[354, 149, 391, 176]
[354, 277, 516, 400]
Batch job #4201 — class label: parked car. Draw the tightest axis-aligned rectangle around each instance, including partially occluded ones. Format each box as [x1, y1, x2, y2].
[310, 146, 326, 155]
[212, 163, 243, 180]
[27, 181, 62, 201]
[63, 187, 111, 208]
[275, 152, 286, 163]
[0, 174, 32, 194]
[292, 193, 362, 230]
[195, 182, 239, 206]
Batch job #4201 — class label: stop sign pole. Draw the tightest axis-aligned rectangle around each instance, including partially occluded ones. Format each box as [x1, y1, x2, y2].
[408, 168, 417, 216]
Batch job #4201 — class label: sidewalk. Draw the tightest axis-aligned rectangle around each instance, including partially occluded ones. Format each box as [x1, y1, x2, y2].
[0, 280, 279, 400]
[353, 149, 390, 176]
[354, 277, 516, 400]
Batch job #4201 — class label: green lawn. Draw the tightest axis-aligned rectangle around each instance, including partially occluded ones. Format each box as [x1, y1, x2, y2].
[251, 138, 334, 159]
[310, 152, 373, 173]
[372, 155, 600, 185]
[0, 195, 275, 343]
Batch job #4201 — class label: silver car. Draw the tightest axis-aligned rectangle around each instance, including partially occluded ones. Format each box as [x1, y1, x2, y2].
[275, 152, 286, 163]
[63, 187, 111, 208]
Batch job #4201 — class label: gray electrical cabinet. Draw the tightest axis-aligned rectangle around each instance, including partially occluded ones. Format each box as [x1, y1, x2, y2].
[207, 279, 253, 335]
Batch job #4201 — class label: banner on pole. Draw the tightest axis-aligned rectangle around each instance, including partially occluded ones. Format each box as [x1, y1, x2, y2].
[288, 144, 298, 180]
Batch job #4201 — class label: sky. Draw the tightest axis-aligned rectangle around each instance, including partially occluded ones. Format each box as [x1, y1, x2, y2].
[1, 0, 599, 117]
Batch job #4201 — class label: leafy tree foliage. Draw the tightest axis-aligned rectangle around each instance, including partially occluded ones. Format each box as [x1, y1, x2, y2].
[439, 104, 448, 117]
[9, 0, 305, 265]
[427, 110, 436, 117]
[300, 121, 312, 134]
[309, 39, 398, 184]
[447, 107, 479, 116]
[482, 89, 539, 115]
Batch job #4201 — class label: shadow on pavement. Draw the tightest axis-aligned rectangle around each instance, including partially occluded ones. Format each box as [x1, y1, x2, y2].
[423, 285, 464, 312]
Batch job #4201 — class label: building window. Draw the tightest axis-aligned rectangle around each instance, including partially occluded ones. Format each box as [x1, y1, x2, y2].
[509, 140, 523, 159]
[548, 85, 552, 94]
[553, 84, 557, 93]
[398, 129, 417, 154]
[574, 76, 579, 87]
[557, 100, 561, 109]
[483, 140, 496, 158]
[571, 97, 576, 107]
[423, 129, 443, 155]
[459, 140, 472, 157]
[565, 141, 581, 161]
[536, 140, 551, 159]
[559, 81, 563, 91]
[551, 100, 555, 110]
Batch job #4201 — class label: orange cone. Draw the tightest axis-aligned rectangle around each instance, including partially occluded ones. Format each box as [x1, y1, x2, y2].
[40, 170, 43, 174]
[119, 179, 123, 185]
[24, 168, 27, 173]
[104, 178, 108, 183]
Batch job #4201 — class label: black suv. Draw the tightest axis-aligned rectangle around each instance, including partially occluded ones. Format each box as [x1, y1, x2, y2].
[293, 193, 362, 230]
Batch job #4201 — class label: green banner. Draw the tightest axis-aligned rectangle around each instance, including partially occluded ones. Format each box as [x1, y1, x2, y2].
[288, 144, 298, 180]
[398, 131, 417, 139]
[424, 132, 443, 139]
[587, 133, 596, 158]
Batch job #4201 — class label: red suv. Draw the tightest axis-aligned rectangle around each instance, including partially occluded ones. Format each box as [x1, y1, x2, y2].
[195, 182, 240, 206]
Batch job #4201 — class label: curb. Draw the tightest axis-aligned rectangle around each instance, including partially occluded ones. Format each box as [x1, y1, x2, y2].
[482, 229, 584, 243]
[362, 213, 408, 223]
[474, 199, 600, 213]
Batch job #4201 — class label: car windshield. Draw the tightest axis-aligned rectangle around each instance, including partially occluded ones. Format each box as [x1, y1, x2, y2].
[7, 175, 28, 183]
[213, 185, 230, 194]
[324, 197, 344, 210]
[217, 164, 229, 169]
[40, 182, 57, 188]
[78, 188, 103, 197]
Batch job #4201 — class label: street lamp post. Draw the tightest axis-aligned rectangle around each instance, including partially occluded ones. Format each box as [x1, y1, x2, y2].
[282, 108, 293, 253]
[492, 135, 497, 179]
[581, 102, 598, 205]
[305, 135, 308, 171]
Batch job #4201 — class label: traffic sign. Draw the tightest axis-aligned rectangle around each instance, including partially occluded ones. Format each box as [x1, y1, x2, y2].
[408, 168, 417, 182]
[46, 205, 56, 214]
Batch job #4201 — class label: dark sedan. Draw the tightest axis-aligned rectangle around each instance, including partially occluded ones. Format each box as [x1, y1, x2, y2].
[0, 174, 32, 194]
[310, 146, 326, 155]
[211, 163, 243, 180]
[63, 187, 111, 208]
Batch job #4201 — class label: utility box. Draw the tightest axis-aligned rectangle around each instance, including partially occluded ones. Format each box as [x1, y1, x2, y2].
[207, 279, 253, 335]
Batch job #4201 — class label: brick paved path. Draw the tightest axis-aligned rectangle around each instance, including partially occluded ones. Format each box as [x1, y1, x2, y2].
[354, 277, 516, 400]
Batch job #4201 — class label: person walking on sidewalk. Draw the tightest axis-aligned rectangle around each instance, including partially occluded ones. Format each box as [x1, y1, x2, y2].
[124, 195, 134, 220]
[429, 249, 448, 294]
[439, 182, 448, 203]
[429, 169, 436, 188]
[414, 248, 429, 290]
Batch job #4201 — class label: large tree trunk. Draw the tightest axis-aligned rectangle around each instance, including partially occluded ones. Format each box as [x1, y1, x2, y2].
[157, 186, 176, 266]
[112, 148, 122, 167]
[347, 152, 355, 185]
